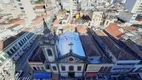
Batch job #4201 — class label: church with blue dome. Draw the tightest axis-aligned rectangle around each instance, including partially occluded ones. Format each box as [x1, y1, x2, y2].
[28, 20, 142, 80]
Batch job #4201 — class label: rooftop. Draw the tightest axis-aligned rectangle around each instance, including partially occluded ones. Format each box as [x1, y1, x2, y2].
[57, 31, 85, 57]
[95, 31, 138, 60]
[79, 35, 101, 57]
[29, 47, 46, 63]
[0, 31, 26, 51]
[32, 15, 48, 25]
[8, 24, 20, 29]
[76, 26, 88, 35]
[35, 5, 45, 9]
[105, 23, 124, 40]
[123, 40, 142, 58]
[63, 25, 75, 32]
[0, 19, 25, 25]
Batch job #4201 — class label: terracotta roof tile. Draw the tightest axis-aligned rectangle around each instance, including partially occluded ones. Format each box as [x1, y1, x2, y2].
[105, 23, 124, 40]
[77, 26, 88, 34]
[35, 5, 45, 9]
[8, 24, 20, 29]
[32, 15, 48, 25]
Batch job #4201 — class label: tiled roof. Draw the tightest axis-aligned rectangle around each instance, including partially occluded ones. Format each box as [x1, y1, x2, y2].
[76, 26, 88, 34]
[32, 17, 43, 25]
[105, 23, 124, 40]
[8, 24, 20, 29]
[0, 31, 26, 51]
[63, 25, 75, 32]
[35, 5, 45, 9]
[0, 19, 26, 25]
[29, 48, 46, 62]
[32, 15, 48, 25]
[80, 35, 101, 57]
[95, 31, 138, 60]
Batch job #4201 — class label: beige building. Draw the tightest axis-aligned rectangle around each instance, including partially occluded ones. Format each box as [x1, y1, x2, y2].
[91, 11, 104, 27]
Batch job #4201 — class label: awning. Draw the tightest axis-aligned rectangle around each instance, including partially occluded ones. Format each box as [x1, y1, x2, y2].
[33, 72, 51, 79]
[85, 72, 98, 77]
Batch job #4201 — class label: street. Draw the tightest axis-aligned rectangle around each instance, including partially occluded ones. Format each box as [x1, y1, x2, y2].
[15, 39, 39, 80]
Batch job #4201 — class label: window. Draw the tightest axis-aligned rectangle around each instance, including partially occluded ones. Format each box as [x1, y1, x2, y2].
[7, 51, 12, 56]
[33, 67, 37, 71]
[99, 67, 104, 72]
[117, 63, 135, 65]
[41, 67, 45, 70]
[69, 58, 74, 62]
[52, 66, 57, 71]
[20, 7, 24, 9]
[17, 0, 20, 2]
[69, 66, 74, 71]
[37, 67, 41, 70]
[47, 49, 52, 56]
[46, 65, 50, 69]
[61, 66, 65, 71]
[18, 42, 22, 46]
[77, 66, 81, 71]
[13, 47, 17, 51]
[10, 49, 15, 53]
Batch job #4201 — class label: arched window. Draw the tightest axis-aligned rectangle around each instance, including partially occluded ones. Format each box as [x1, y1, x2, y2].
[69, 66, 74, 71]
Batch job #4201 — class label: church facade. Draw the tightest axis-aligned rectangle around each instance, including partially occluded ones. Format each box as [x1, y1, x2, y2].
[28, 21, 142, 80]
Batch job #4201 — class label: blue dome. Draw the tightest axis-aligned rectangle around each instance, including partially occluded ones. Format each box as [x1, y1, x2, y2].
[57, 30, 85, 57]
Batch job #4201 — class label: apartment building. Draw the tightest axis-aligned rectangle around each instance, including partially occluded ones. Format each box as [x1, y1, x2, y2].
[0, 27, 37, 80]
[0, 3, 21, 19]
[15, 0, 36, 24]
[0, 0, 14, 4]
[124, 0, 142, 14]
[91, 11, 104, 27]
[34, 5, 46, 16]
[61, 0, 78, 16]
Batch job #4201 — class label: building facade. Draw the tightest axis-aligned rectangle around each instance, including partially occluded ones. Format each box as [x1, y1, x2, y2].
[124, 0, 142, 14]
[15, 0, 36, 24]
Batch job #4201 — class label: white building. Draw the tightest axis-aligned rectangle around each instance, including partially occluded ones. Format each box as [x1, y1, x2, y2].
[0, 27, 38, 80]
[0, 3, 21, 18]
[61, 0, 78, 16]
[124, 0, 142, 14]
[0, 0, 14, 4]
[15, 0, 36, 24]
[91, 11, 104, 27]
[118, 11, 138, 26]
[80, 0, 95, 10]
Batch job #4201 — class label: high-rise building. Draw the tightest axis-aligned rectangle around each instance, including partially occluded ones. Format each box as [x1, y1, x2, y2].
[124, 0, 142, 14]
[91, 11, 104, 27]
[61, 0, 78, 17]
[15, 0, 36, 24]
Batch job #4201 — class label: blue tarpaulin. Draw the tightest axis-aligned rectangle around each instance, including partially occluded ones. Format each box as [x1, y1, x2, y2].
[33, 72, 51, 79]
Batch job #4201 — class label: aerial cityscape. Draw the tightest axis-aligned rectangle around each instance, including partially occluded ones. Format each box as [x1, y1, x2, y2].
[0, 0, 142, 80]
